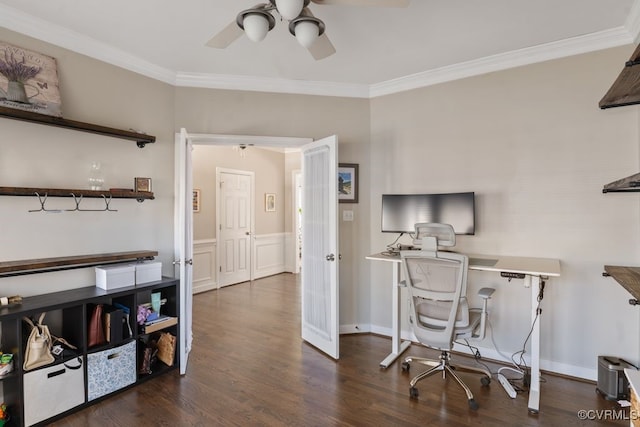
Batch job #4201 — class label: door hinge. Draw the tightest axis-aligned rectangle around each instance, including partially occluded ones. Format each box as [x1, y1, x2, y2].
[219, 266, 222, 272]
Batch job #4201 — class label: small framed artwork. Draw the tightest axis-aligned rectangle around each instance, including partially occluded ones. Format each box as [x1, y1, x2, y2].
[193, 189, 200, 213]
[0, 42, 63, 117]
[338, 163, 359, 203]
[265, 193, 276, 212]
[134, 177, 152, 192]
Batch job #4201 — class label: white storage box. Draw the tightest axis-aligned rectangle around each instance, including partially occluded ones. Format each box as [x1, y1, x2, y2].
[87, 340, 136, 401]
[135, 261, 162, 285]
[23, 357, 85, 426]
[95, 264, 135, 290]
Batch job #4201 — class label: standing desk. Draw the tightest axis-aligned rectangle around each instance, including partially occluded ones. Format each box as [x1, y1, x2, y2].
[366, 251, 561, 414]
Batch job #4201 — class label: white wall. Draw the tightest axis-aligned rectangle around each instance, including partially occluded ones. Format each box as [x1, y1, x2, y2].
[369, 45, 640, 380]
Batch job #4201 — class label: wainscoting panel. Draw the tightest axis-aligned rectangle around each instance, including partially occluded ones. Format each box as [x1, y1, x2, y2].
[193, 235, 287, 291]
[193, 239, 216, 293]
[254, 233, 286, 279]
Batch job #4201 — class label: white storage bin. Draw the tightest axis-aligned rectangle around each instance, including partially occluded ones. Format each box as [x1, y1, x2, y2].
[95, 264, 135, 290]
[135, 261, 162, 284]
[23, 357, 85, 426]
[87, 340, 136, 401]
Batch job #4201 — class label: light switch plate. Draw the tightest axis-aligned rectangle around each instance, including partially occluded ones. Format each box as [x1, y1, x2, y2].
[343, 210, 354, 221]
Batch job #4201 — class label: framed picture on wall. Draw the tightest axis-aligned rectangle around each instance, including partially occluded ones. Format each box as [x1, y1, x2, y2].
[193, 189, 200, 212]
[0, 42, 63, 117]
[265, 193, 276, 212]
[135, 177, 152, 192]
[338, 163, 359, 203]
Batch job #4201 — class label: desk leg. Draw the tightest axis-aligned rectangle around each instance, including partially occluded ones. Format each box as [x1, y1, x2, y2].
[528, 275, 541, 414]
[380, 261, 411, 368]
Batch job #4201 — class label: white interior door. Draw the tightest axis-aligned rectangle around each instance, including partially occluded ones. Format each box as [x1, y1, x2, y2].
[217, 169, 254, 287]
[174, 128, 194, 375]
[301, 135, 339, 359]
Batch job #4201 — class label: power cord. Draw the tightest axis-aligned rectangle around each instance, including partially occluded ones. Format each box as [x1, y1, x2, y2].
[385, 232, 405, 252]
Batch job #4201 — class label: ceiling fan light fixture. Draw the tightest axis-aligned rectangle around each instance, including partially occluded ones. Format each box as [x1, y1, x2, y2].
[294, 21, 320, 48]
[289, 14, 325, 49]
[237, 8, 276, 42]
[275, 0, 306, 20]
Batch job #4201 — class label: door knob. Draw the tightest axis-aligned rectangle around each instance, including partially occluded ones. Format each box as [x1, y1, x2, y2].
[326, 254, 335, 261]
[246, 231, 251, 235]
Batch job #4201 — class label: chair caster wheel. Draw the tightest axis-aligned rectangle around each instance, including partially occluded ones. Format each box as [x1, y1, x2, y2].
[401, 361, 410, 372]
[409, 386, 419, 399]
[468, 398, 479, 410]
[481, 376, 491, 386]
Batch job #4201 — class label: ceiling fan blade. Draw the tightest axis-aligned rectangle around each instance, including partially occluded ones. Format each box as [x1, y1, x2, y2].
[311, 0, 409, 7]
[309, 33, 336, 60]
[206, 21, 244, 49]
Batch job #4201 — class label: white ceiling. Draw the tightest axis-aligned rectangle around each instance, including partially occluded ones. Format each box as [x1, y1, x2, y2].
[0, 0, 639, 98]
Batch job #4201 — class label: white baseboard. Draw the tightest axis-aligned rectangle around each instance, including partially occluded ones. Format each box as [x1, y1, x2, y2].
[193, 283, 217, 294]
[340, 324, 371, 334]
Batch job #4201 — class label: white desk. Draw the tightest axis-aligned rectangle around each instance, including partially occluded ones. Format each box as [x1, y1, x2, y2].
[366, 251, 561, 414]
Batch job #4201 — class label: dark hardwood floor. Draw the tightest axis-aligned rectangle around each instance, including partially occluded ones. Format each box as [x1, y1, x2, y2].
[52, 273, 627, 426]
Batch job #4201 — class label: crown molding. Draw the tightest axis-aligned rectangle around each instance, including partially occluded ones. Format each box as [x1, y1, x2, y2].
[369, 26, 635, 98]
[1, 3, 638, 99]
[175, 72, 369, 98]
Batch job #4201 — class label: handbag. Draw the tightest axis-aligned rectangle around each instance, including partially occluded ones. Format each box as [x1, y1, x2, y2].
[88, 304, 106, 347]
[139, 345, 157, 375]
[23, 313, 55, 371]
[156, 332, 176, 366]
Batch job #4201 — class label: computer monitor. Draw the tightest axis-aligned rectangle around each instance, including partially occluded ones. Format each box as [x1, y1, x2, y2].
[381, 192, 475, 235]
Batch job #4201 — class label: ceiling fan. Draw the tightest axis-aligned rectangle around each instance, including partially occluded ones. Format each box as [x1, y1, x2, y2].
[206, 0, 409, 60]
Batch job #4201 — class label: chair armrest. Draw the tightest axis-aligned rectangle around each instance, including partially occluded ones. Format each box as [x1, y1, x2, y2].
[478, 287, 495, 299]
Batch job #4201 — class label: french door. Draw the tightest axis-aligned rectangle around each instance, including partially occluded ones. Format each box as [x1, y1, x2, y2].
[174, 128, 194, 375]
[301, 135, 339, 359]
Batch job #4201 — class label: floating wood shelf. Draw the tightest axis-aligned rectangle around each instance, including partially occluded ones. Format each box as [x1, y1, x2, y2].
[0, 106, 155, 147]
[604, 265, 640, 302]
[603, 172, 640, 193]
[600, 44, 640, 109]
[0, 186, 154, 201]
[0, 250, 158, 277]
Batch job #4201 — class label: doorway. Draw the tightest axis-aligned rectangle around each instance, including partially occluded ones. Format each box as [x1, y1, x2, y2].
[178, 131, 340, 363]
[189, 134, 312, 289]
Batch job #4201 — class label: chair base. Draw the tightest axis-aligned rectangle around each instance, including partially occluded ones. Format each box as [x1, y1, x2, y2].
[402, 351, 491, 410]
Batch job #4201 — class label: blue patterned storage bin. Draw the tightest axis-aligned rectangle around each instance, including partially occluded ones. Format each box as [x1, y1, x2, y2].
[87, 340, 136, 401]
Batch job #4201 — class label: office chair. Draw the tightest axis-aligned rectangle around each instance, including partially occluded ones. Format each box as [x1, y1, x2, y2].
[400, 223, 495, 410]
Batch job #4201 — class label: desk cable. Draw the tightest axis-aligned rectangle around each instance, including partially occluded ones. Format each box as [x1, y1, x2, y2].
[385, 232, 405, 252]
[479, 279, 546, 396]
[509, 279, 547, 389]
